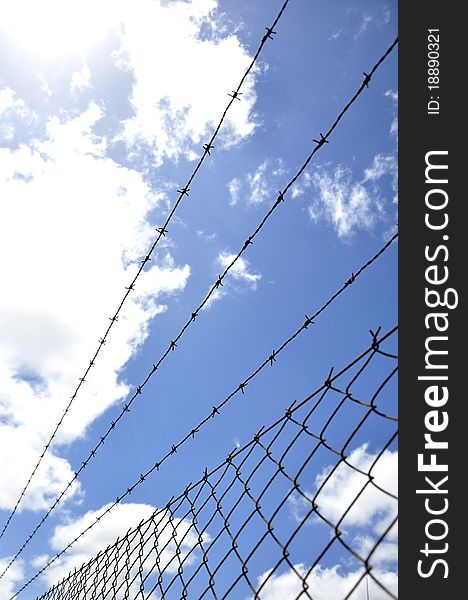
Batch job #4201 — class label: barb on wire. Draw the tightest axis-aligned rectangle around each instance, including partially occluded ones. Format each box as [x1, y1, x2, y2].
[27, 326, 397, 600]
[0, 35, 398, 582]
[0, 0, 293, 546]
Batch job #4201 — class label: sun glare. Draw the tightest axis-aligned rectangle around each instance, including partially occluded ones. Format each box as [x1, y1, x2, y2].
[0, 0, 118, 56]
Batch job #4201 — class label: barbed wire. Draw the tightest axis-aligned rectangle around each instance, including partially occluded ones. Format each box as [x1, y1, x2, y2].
[28, 325, 398, 600]
[0, 36, 398, 582]
[0, 0, 293, 546]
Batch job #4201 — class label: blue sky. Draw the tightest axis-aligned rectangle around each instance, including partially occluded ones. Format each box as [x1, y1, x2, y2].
[0, 1, 397, 597]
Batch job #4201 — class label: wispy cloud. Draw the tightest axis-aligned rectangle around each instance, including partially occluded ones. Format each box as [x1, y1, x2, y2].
[205, 251, 261, 307]
[292, 149, 397, 238]
[336, 6, 393, 42]
[70, 63, 92, 93]
[227, 177, 241, 206]
[291, 172, 312, 199]
[364, 153, 397, 200]
[218, 252, 261, 288]
[197, 229, 217, 241]
[385, 89, 398, 140]
[0, 87, 26, 115]
[0, 86, 33, 140]
[354, 14, 374, 40]
[327, 28, 344, 41]
[246, 159, 272, 204]
[228, 158, 286, 206]
[308, 165, 384, 238]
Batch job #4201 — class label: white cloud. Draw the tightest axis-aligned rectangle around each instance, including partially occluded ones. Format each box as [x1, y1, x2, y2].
[364, 154, 397, 204]
[205, 252, 261, 308]
[363, 154, 398, 194]
[205, 287, 224, 307]
[291, 172, 311, 199]
[197, 230, 217, 241]
[247, 160, 274, 204]
[257, 563, 397, 600]
[314, 444, 397, 537]
[38, 75, 53, 98]
[385, 90, 398, 141]
[0, 104, 190, 512]
[327, 29, 344, 41]
[0, 87, 26, 116]
[30, 554, 49, 570]
[0, 86, 32, 139]
[70, 64, 92, 93]
[354, 15, 373, 40]
[295, 150, 397, 238]
[354, 532, 398, 568]
[308, 166, 384, 238]
[0, 122, 15, 141]
[113, 0, 258, 165]
[231, 154, 396, 237]
[40, 502, 206, 591]
[227, 177, 241, 205]
[0, 558, 24, 600]
[287, 444, 398, 563]
[352, 6, 391, 41]
[271, 159, 286, 177]
[218, 252, 261, 288]
[228, 159, 286, 206]
[363, 154, 396, 184]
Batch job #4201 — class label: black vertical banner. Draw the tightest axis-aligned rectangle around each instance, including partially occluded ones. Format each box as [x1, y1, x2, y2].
[399, 3, 463, 598]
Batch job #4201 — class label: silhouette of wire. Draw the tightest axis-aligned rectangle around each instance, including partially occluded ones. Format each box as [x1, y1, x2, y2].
[0, 36, 398, 583]
[0, 0, 293, 547]
[24, 325, 398, 600]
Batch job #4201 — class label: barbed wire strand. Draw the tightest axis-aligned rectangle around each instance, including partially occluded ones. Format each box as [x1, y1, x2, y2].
[30, 325, 397, 600]
[0, 0, 293, 546]
[0, 37, 398, 583]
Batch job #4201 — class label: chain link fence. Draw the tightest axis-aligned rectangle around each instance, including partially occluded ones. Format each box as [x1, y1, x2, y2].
[36, 327, 397, 600]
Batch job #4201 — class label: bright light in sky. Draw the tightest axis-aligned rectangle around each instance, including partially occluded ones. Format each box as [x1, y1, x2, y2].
[0, 0, 118, 55]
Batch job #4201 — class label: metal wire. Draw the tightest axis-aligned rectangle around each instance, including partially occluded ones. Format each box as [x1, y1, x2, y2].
[0, 34, 398, 583]
[28, 326, 398, 600]
[0, 0, 293, 547]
